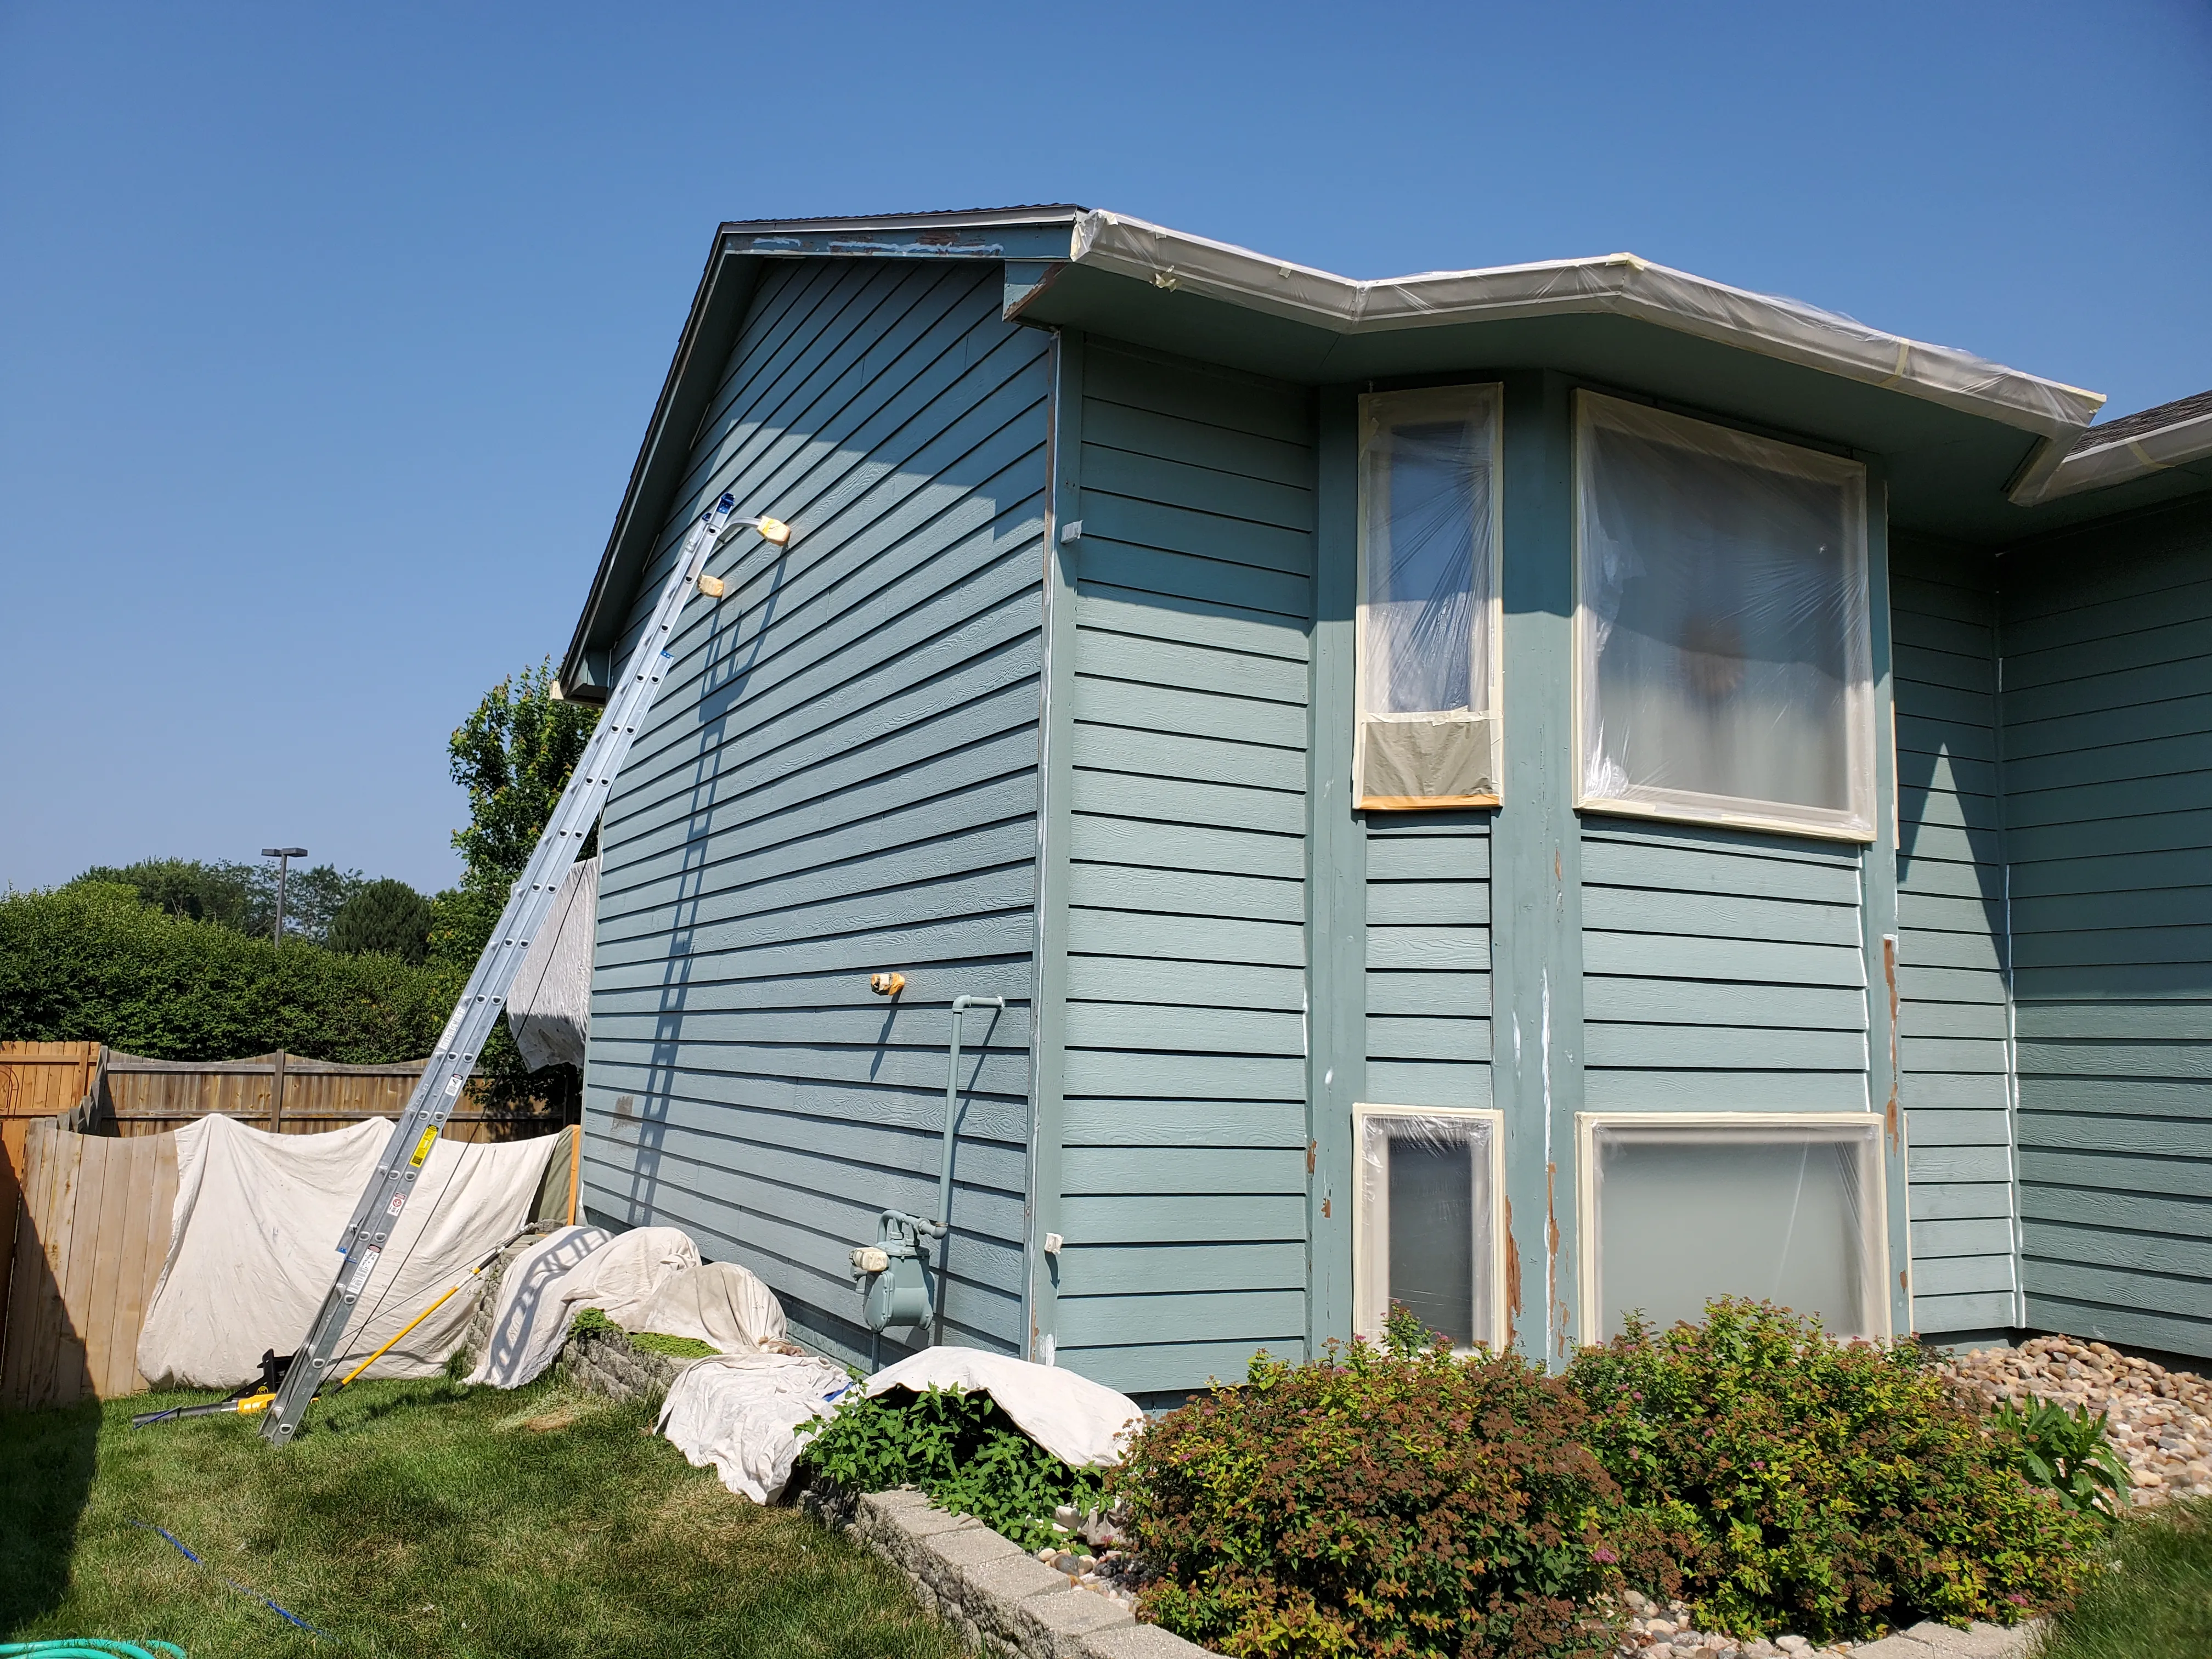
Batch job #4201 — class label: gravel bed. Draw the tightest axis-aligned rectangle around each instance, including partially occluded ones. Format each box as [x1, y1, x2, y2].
[1938, 1334, 2212, 1504]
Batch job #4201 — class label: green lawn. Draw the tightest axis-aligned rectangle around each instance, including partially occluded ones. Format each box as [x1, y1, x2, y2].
[2035, 1497, 2212, 1659]
[1, 1375, 969, 1659]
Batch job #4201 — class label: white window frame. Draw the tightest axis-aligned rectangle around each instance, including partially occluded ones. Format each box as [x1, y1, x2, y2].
[1572, 391, 1876, 842]
[1573, 1110, 1892, 1348]
[1355, 383, 1505, 811]
[1352, 1103, 1508, 1352]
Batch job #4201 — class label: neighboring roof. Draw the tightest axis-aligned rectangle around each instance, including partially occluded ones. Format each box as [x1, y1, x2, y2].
[560, 205, 2155, 697]
[2016, 387, 2212, 503]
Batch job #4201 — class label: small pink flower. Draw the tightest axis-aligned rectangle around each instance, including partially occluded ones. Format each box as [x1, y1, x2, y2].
[1594, 1547, 1618, 1564]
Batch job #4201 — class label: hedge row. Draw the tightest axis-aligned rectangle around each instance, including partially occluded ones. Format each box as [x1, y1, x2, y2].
[0, 883, 462, 1064]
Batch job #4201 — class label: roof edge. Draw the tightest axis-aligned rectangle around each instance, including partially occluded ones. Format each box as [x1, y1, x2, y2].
[1068, 210, 2104, 439]
[2015, 404, 2212, 504]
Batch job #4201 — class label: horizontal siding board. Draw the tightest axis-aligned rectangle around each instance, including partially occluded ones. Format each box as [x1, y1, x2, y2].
[1061, 1242, 1305, 1295]
[1062, 1101, 1308, 1148]
[1364, 1061, 1492, 1108]
[1056, 1289, 1307, 1346]
[1915, 1291, 2018, 1333]
[1059, 1339, 1302, 1395]
[1581, 1071, 1871, 1111]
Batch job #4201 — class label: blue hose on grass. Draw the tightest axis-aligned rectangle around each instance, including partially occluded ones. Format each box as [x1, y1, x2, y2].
[0, 1643, 185, 1658]
[130, 1521, 326, 1639]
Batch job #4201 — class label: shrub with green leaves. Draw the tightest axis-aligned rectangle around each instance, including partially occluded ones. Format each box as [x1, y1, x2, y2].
[1109, 1332, 1639, 1659]
[1991, 1397, 2133, 1521]
[797, 1385, 1105, 1551]
[1565, 1299, 2102, 1643]
[0, 881, 461, 1063]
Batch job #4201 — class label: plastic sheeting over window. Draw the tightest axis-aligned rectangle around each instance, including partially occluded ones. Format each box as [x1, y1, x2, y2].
[1581, 1115, 1886, 1343]
[1355, 1106, 1502, 1351]
[1357, 385, 1502, 809]
[1576, 394, 1874, 839]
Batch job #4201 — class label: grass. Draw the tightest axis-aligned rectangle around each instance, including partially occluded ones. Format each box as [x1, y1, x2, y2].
[1, 1374, 969, 1659]
[2034, 1497, 2212, 1659]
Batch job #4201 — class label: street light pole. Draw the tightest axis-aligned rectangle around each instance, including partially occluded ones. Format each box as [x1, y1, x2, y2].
[262, 847, 308, 944]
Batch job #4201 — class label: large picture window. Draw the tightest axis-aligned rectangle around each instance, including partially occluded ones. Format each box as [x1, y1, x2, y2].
[1575, 393, 1874, 839]
[1577, 1114, 1887, 1344]
[1353, 1105, 1504, 1352]
[1357, 385, 1502, 810]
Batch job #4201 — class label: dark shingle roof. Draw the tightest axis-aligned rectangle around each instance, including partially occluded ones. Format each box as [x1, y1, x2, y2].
[2070, 388, 2212, 454]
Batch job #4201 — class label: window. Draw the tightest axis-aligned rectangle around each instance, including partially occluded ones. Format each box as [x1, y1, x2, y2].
[1577, 1114, 1887, 1344]
[1353, 1105, 1504, 1351]
[1575, 393, 1874, 839]
[1357, 385, 1503, 810]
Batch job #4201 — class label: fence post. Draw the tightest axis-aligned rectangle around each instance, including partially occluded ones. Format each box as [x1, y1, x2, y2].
[269, 1050, 287, 1135]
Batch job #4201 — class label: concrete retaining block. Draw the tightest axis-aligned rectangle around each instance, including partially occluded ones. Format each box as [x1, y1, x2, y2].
[817, 1486, 1208, 1659]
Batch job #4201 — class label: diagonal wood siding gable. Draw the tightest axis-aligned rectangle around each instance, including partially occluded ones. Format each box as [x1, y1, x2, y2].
[583, 257, 1052, 1364]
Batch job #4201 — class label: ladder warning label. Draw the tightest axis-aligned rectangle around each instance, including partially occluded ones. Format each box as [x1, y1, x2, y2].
[345, 1246, 381, 1296]
[410, 1126, 439, 1167]
[387, 1192, 406, 1217]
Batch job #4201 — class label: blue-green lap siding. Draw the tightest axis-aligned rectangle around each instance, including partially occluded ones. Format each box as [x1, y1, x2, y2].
[582, 257, 1052, 1365]
[2000, 499, 2212, 1359]
[1891, 537, 2021, 1335]
[1580, 822, 1870, 1111]
[1052, 342, 1317, 1395]
[1365, 816, 1493, 1109]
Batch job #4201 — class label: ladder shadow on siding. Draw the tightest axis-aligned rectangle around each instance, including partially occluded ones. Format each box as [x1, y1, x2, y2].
[625, 561, 788, 1223]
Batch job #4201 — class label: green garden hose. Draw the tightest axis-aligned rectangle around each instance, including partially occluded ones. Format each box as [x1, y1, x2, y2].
[0, 1643, 185, 1658]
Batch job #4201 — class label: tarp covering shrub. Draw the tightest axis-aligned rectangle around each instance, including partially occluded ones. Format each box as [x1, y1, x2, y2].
[1111, 1332, 1644, 1659]
[1565, 1299, 2101, 1643]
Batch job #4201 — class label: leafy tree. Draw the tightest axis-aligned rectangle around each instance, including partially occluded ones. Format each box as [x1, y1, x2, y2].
[432, 658, 600, 1120]
[69, 857, 364, 944]
[448, 658, 600, 901]
[329, 878, 435, 962]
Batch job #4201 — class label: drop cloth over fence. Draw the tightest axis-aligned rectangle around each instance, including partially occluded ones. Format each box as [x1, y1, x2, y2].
[137, 1114, 557, 1389]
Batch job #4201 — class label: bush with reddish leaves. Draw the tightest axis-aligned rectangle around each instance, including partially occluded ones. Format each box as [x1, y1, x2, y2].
[1108, 1327, 1653, 1659]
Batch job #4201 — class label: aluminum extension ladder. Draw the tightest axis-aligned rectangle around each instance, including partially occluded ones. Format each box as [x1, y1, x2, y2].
[262, 492, 781, 1444]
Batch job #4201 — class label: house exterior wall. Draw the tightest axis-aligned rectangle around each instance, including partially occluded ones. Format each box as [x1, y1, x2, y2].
[582, 256, 1053, 1365]
[2000, 498, 2212, 1358]
[1043, 339, 1318, 1398]
[1891, 537, 2021, 1337]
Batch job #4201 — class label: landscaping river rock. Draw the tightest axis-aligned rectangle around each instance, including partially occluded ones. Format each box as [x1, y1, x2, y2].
[1938, 1334, 2212, 1504]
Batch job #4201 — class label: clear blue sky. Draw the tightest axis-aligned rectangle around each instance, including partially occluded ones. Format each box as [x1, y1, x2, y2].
[4, 2, 2207, 896]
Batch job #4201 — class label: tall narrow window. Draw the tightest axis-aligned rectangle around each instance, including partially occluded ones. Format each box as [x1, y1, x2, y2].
[1578, 1114, 1887, 1342]
[1575, 392, 1874, 839]
[1354, 1105, 1503, 1351]
[1357, 385, 1502, 810]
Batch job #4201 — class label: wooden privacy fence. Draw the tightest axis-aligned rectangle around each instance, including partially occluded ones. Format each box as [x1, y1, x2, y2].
[0, 1042, 578, 1410]
[0, 1119, 179, 1408]
[0, 1116, 581, 1412]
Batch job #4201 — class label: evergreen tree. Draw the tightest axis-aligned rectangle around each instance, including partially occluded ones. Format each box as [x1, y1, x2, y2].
[328, 878, 435, 962]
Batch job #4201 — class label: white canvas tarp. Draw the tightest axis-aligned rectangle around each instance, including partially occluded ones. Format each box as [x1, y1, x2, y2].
[657, 1353, 855, 1503]
[864, 1347, 1145, 1468]
[465, 1224, 700, 1389]
[506, 854, 598, 1072]
[630, 1260, 789, 1355]
[137, 1114, 557, 1390]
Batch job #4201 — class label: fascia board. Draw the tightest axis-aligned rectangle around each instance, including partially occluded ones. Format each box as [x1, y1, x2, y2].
[1070, 210, 2103, 441]
[2017, 410, 2212, 504]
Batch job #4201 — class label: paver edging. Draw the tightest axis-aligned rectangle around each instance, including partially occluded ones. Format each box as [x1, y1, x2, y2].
[805, 1483, 1209, 1659]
